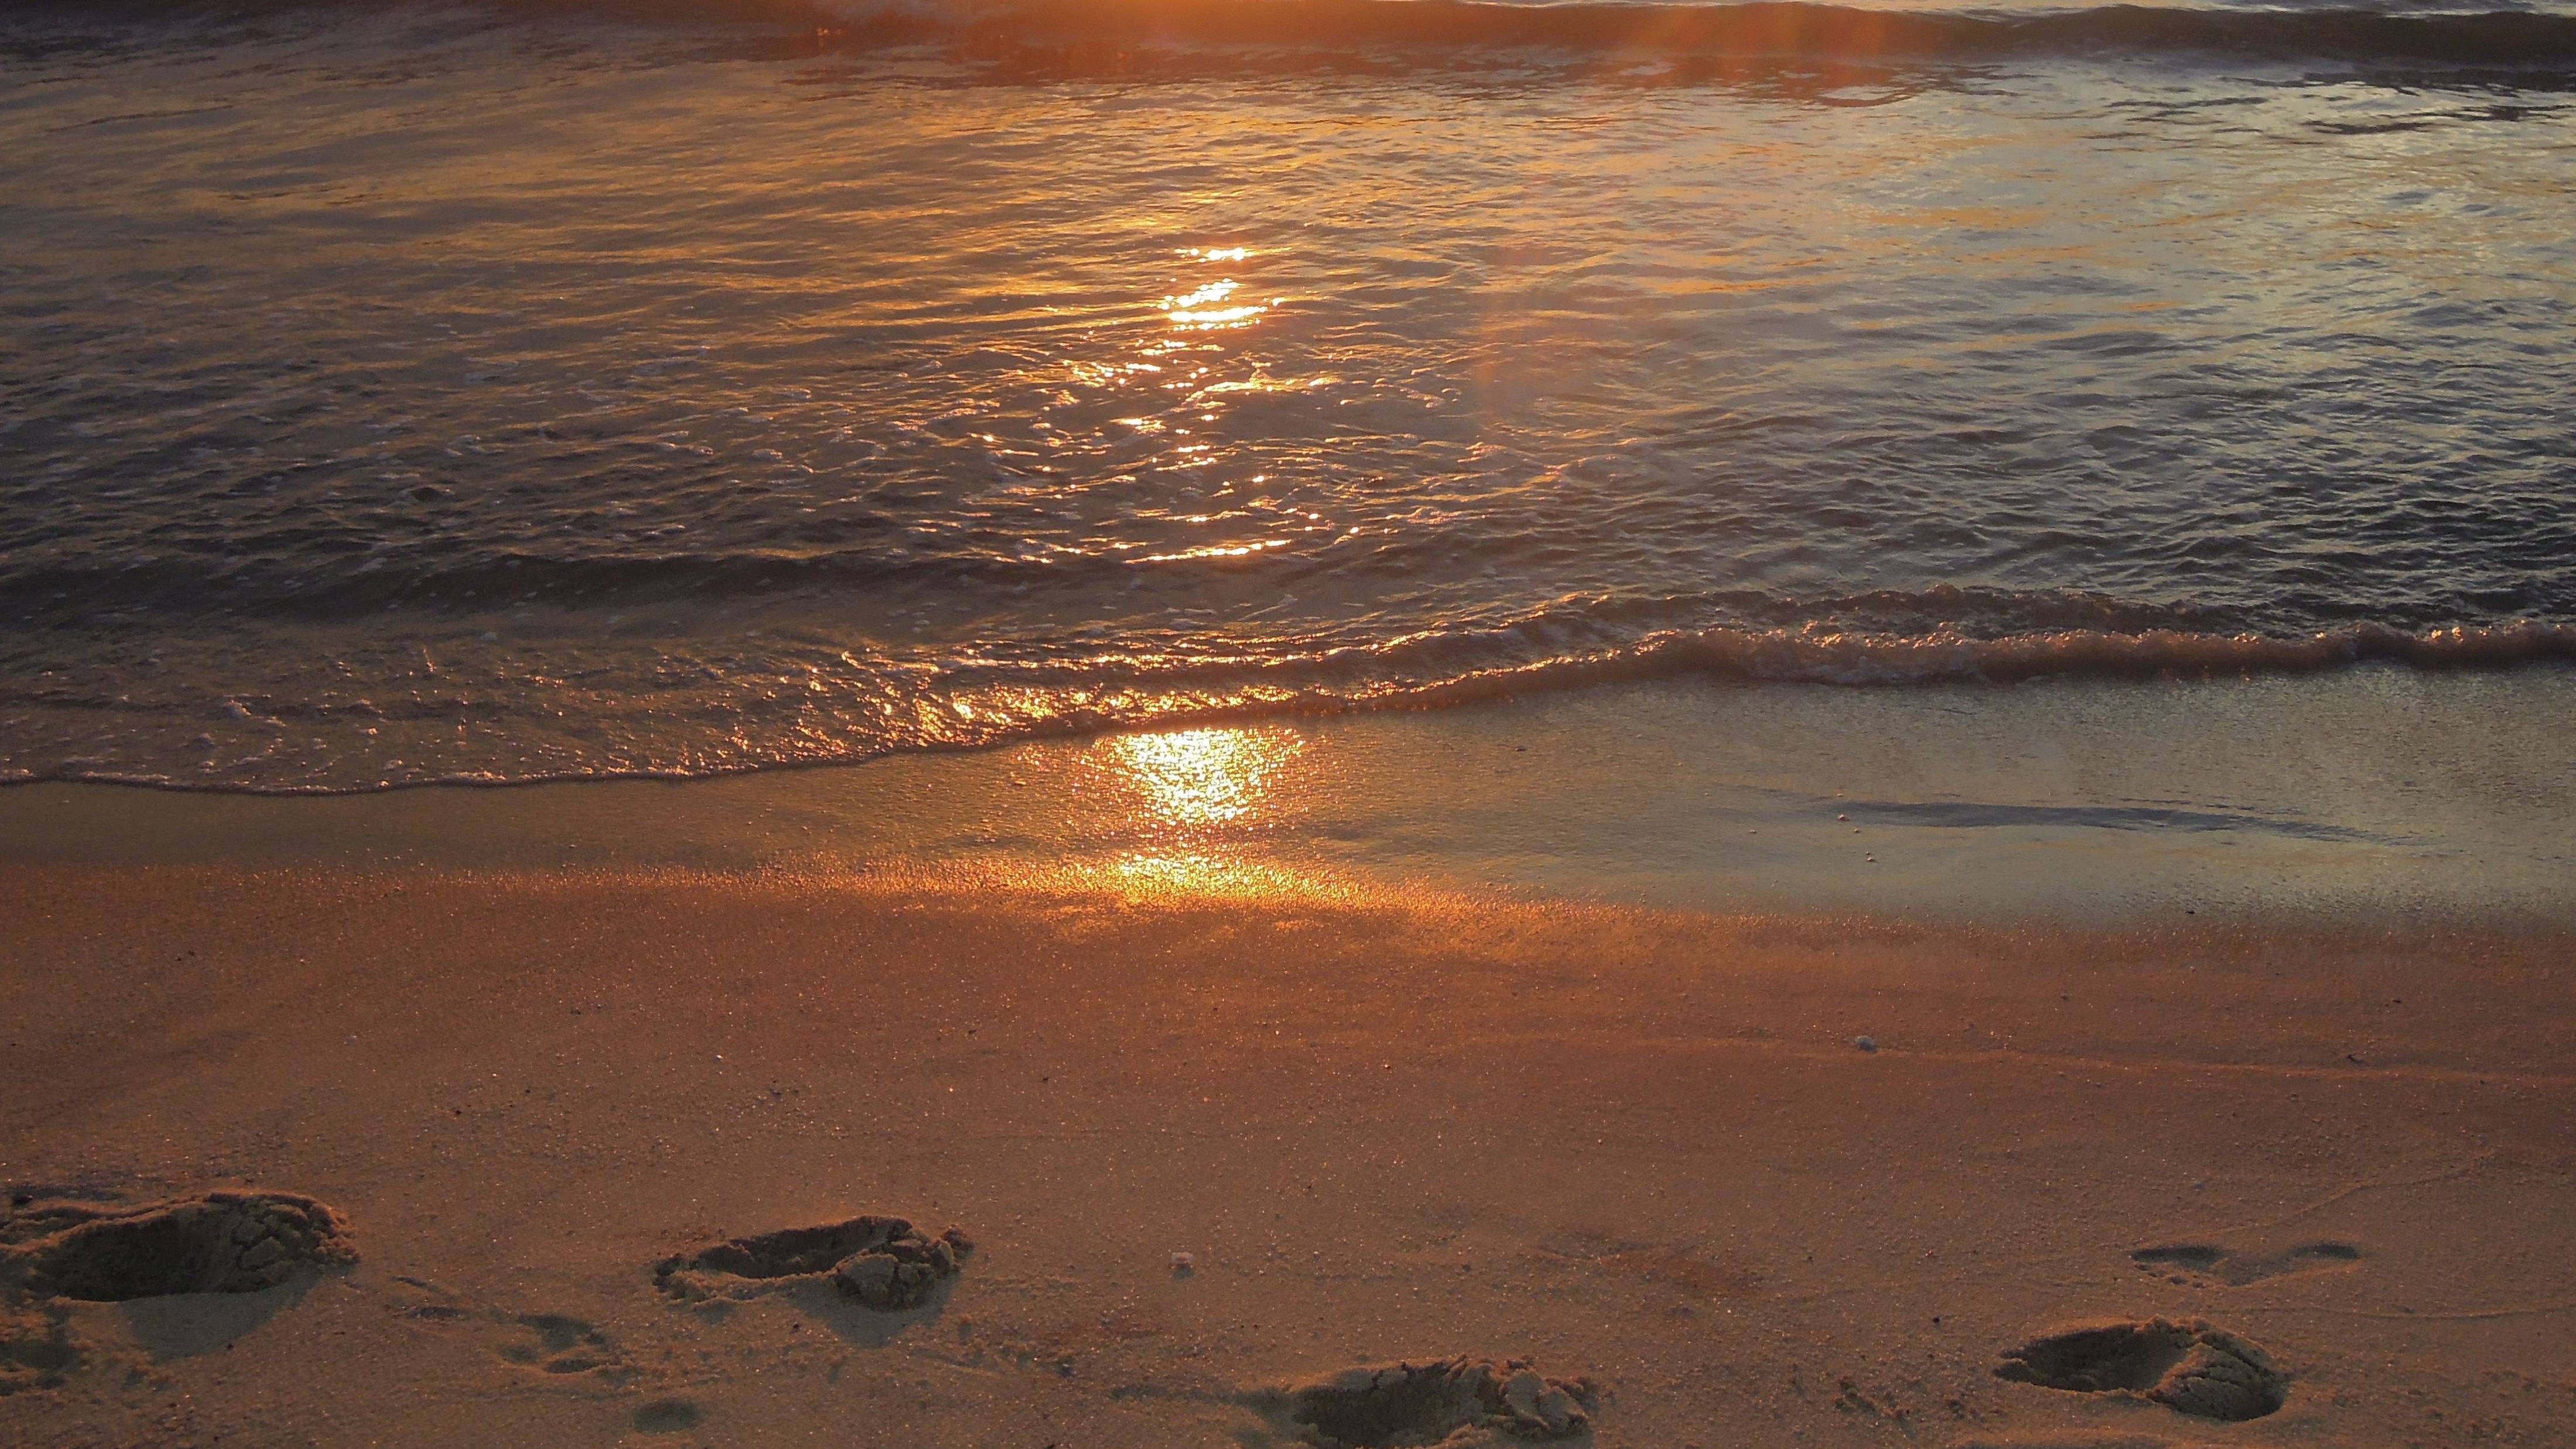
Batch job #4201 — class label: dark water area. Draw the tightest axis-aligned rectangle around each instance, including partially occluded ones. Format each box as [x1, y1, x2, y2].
[2, 0, 2572, 790]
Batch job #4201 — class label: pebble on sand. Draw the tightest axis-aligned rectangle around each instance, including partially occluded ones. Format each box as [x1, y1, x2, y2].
[1854, 1036, 1878, 1052]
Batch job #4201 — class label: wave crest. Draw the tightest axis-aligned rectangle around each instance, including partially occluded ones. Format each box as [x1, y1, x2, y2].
[7, 618, 2572, 795]
[1607, 616, 2576, 685]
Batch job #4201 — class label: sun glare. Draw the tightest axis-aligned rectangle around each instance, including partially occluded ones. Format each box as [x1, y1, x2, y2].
[1162, 278, 1269, 330]
[1102, 725, 1302, 829]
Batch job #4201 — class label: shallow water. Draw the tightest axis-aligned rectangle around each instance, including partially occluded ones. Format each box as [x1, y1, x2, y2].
[4, 0, 2572, 790]
[8, 669, 2571, 924]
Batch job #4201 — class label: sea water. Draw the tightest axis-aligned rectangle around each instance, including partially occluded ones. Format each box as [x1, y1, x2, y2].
[3, 0, 2572, 793]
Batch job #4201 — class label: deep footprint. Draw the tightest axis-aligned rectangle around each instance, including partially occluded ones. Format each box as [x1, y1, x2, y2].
[2132, 1241, 2360, 1288]
[1996, 1318, 2287, 1421]
[4, 1191, 351, 1301]
[1248, 1356, 1602, 1448]
[653, 1215, 971, 1309]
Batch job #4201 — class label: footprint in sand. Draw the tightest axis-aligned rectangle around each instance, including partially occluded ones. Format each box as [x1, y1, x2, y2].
[653, 1215, 972, 1310]
[1, 1190, 352, 1301]
[0, 1303, 80, 1397]
[631, 1397, 704, 1433]
[0, 1188, 348, 1396]
[2130, 1241, 2359, 1288]
[1244, 1356, 1602, 1448]
[499, 1312, 621, 1375]
[390, 1277, 633, 1381]
[1995, 1318, 2287, 1422]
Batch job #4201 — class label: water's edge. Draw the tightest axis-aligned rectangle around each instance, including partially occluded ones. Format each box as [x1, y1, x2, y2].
[6, 669, 2569, 928]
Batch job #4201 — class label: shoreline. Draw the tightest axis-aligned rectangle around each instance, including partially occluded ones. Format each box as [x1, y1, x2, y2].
[4, 866, 2574, 1445]
[7, 10, 2574, 1445]
[6, 666, 2572, 927]
[5, 670, 2572, 1444]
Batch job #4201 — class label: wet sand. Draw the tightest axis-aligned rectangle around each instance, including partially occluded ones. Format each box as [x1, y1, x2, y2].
[8, 666, 2575, 924]
[5, 863, 2573, 1447]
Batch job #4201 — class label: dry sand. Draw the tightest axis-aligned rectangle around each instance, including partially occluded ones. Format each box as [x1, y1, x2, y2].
[4, 863, 2574, 1447]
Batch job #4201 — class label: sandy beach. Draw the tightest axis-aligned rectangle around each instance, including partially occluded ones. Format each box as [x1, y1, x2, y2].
[6, 859, 2572, 1447]
[9, 2, 2576, 1443]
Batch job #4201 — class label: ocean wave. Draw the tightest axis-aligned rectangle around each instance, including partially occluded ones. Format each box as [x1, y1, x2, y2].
[1504, 615, 2576, 686]
[6, 617, 2571, 794]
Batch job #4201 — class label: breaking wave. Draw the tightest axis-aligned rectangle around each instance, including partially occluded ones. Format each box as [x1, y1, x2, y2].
[7, 615, 2572, 794]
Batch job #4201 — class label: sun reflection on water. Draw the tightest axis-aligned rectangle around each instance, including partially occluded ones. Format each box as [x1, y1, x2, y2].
[1059, 725, 1313, 898]
[1162, 276, 1269, 330]
[1088, 849, 1328, 900]
[1104, 725, 1301, 827]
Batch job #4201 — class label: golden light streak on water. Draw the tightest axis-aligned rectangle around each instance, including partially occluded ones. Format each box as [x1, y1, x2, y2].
[1099, 725, 1304, 829]
[1087, 848, 1338, 900]
[933, 720, 1342, 901]
[1134, 538, 1291, 563]
[1162, 276, 1269, 330]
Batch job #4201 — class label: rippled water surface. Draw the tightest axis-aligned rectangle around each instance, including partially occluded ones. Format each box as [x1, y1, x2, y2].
[3, 1, 2572, 789]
